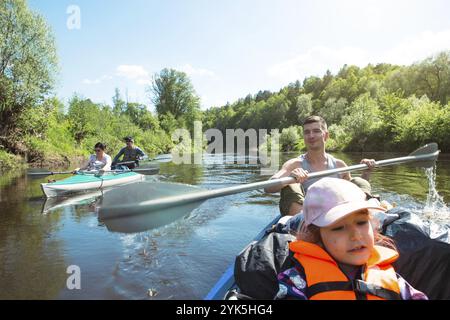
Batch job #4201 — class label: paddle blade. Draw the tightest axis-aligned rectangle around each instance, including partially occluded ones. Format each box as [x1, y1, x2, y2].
[408, 142, 440, 168]
[98, 181, 205, 220]
[131, 167, 160, 175]
[99, 201, 202, 233]
[27, 170, 73, 177]
[150, 154, 173, 163]
[42, 190, 102, 214]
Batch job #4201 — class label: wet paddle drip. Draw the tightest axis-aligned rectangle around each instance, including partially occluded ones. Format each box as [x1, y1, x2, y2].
[423, 166, 449, 223]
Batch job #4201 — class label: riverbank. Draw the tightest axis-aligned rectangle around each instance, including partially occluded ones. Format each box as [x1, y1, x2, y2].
[0, 150, 25, 171]
[0, 150, 86, 172]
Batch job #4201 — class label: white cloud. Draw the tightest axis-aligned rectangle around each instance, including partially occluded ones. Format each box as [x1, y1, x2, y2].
[136, 78, 152, 85]
[199, 94, 228, 109]
[213, 99, 227, 107]
[82, 75, 112, 85]
[179, 64, 215, 77]
[267, 30, 450, 83]
[267, 46, 369, 83]
[116, 65, 151, 86]
[116, 65, 149, 79]
[384, 30, 450, 65]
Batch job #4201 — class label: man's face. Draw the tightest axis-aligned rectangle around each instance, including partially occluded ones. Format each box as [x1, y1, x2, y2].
[126, 140, 133, 148]
[303, 122, 328, 150]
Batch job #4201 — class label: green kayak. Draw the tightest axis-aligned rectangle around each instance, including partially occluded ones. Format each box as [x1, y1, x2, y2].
[40, 171, 144, 198]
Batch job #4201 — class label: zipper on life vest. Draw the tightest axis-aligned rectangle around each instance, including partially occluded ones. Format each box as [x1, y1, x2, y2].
[338, 263, 367, 300]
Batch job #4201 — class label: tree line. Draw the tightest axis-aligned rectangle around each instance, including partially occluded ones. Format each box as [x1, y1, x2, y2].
[1, 0, 449, 171]
[203, 54, 450, 153]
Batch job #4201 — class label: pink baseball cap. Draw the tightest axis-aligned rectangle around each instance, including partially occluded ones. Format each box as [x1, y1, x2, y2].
[303, 177, 386, 227]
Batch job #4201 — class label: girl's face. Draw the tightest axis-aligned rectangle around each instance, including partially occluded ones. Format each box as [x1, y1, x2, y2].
[319, 210, 375, 266]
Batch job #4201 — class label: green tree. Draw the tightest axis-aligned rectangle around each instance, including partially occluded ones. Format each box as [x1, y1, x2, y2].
[280, 126, 301, 151]
[294, 94, 313, 125]
[341, 94, 383, 151]
[255, 90, 273, 102]
[158, 112, 179, 133]
[385, 51, 450, 105]
[67, 96, 101, 143]
[260, 94, 289, 129]
[112, 88, 126, 115]
[123, 102, 160, 131]
[0, 0, 58, 151]
[149, 68, 200, 119]
[394, 96, 450, 151]
[320, 97, 348, 125]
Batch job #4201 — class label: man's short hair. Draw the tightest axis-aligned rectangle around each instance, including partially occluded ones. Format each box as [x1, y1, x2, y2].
[303, 116, 328, 131]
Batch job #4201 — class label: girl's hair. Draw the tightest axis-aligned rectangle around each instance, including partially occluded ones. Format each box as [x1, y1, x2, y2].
[94, 142, 106, 150]
[297, 209, 397, 251]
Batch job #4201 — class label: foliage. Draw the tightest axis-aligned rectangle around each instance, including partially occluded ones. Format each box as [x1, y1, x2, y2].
[2, 1, 450, 171]
[149, 68, 201, 119]
[394, 96, 450, 151]
[204, 51, 450, 153]
[0, 149, 23, 171]
[279, 126, 301, 152]
[0, 0, 58, 151]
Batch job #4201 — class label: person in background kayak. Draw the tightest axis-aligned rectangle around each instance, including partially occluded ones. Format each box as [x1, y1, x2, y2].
[112, 136, 147, 169]
[74, 142, 112, 173]
[275, 177, 427, 300]
[264, 115, 377, 216]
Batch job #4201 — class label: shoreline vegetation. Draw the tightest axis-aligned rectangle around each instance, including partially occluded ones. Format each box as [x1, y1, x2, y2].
[1, 1, 449, 172]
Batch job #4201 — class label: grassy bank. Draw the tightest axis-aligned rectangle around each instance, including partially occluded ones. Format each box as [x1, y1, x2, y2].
[0, 149, 25, 171]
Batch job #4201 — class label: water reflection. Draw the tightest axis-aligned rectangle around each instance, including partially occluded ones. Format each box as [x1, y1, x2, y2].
[42, 191, 103, 214]
[0, 174, 67, 299]
[0, 151, 449, 299]
[160, 162, 204, 185]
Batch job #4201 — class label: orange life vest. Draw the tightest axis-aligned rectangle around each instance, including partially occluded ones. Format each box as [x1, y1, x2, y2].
[289, 240, 402, 300]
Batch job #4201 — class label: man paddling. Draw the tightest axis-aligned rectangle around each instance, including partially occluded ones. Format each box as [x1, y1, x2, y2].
[112, 136, 148, 169]
[264, 116, 376, 216]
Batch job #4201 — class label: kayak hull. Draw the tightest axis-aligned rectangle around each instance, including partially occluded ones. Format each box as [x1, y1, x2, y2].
[41, 171, 144, 198]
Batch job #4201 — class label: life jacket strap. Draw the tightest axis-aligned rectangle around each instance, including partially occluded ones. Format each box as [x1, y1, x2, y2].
[306, 279, 402, 300]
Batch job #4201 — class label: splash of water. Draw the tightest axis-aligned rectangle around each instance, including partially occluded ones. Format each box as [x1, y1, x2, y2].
[423, 166, 449, 224]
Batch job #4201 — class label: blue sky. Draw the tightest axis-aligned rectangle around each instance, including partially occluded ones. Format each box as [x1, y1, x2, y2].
[29, 0, 450, 110]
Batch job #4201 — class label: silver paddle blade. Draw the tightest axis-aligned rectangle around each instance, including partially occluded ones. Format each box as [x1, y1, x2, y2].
[98, 201, 202, 233]
[130, 167, 160, 175]
[97, 181, 205, 233]
[98, 181, 205, 216]
[408, 142, 440, 168]
[150, 154, 173, 163]
[42, 190, 103, 214]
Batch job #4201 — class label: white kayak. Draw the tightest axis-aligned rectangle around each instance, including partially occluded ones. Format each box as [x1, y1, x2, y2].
[40, 171, 144, 198]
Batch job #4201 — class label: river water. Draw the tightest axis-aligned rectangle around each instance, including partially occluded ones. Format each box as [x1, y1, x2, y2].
[0, 152, 449, 299]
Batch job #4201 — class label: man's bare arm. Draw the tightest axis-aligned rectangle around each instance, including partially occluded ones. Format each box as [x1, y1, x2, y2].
[335, 159, 351, 181]
[335, 158, 376, 181]
[264, 158, 301, 193]
[360, 158, 376, 181]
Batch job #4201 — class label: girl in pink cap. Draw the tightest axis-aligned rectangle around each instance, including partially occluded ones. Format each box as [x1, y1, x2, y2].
[275, 177, 427, 300]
